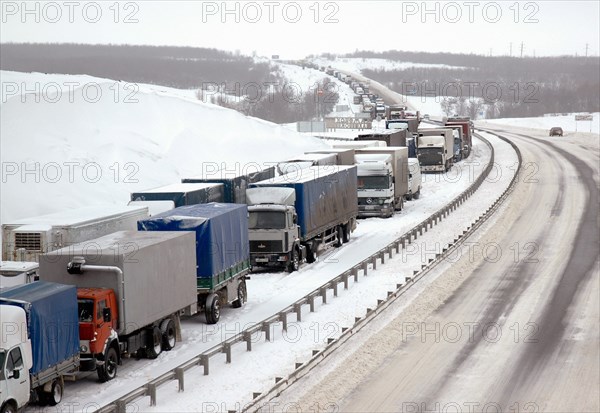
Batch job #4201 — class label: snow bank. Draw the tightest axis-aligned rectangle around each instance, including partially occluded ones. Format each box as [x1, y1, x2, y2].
[0, 71, 327, 223]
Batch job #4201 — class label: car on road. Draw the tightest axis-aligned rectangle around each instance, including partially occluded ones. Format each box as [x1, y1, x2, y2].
[549, 127, 563, 136]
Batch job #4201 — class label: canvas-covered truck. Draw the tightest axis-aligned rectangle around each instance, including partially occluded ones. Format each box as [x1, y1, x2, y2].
[277, 153, 337, 175]
[445, 117, 472, 158]
[304, 149, 355, 166]
[181, 166, 275, 204]
[138, 203, 250, 324]
[39, 231, 198, 381]
[0, 281, 79, 410]
[444, 125, 464, 162]
[0, 261, 39, 289]
[247, 166, 358, 272]
[416, 128, 455, 172]
[356, 147, 409, 216]
[1, 206, 149, 263]
[356, 129, 408, 147]
[129, 182, 225, 215]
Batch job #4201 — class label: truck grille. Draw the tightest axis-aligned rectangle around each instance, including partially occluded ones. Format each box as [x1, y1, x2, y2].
[250, 240, 283, 253]
[14, 232, 42, 251]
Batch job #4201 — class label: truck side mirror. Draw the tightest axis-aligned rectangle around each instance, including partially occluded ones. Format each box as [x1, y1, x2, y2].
[11, 369, 20, 379]
[103, 308, 112, 322]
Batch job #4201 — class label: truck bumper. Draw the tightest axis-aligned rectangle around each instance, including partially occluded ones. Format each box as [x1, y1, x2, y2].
[79, 356, 97, 371]
[251, 253, 289, 268]
[358, 204, 394, 218]
[421, 165, 445, 172]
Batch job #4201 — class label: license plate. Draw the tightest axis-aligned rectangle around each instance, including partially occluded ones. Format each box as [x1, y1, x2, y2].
[364, 205, 377, 210]
[255, 258, 269, 263]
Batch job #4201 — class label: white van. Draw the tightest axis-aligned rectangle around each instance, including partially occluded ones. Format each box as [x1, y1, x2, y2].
[406, 158, 422, 200]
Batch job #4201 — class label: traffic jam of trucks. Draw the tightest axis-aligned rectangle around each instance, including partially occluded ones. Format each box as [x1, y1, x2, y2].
[1, 69, 476, 410]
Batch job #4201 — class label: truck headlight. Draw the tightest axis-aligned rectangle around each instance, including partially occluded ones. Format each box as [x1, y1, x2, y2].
[80, 345, 88, 353]
[378, 199, 384, 205]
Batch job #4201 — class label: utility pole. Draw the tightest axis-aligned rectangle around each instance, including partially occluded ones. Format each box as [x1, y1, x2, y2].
[520, 42, 524, 58]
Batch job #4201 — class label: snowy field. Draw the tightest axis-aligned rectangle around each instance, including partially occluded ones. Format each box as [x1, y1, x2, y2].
[481, 113, 599, 135]
[0, 71, 328, 224]
[312, 57, 468, 72]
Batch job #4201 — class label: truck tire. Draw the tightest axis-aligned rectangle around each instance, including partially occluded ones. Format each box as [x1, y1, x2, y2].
[205, 293, 221, 324]
[145, 326, 163, 359]
[0, 402, 17, 413]
[413, 188, 421, 199]
[232, 280, 247, 307]
[97, 347, 118, 382]
[160, 318, 176, 351]
[46, 379, 63, 406]
[342, 224, 351, 244]
[286, 249, 300, 273]
[306, 246, 316, 264]
[334, 227, 343, 248]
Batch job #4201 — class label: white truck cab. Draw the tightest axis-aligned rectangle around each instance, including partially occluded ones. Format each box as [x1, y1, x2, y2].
[1, 305, 33, 412]
[355, 154, 395, 218]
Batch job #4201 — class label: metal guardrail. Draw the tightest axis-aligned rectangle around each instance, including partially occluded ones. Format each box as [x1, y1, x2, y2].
[243, 130, 522, 412]
[97, 133, 502, 413]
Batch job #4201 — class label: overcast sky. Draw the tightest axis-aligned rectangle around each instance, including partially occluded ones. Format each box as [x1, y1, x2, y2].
[1, 1, 598, 59]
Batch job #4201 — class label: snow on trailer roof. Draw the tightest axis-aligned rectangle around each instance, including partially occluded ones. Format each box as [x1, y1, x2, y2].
[4, 205, 148, 227]
[183, 165, 273, 181]
[254, 165, 355, 185]
[283, 153, 336, 162]
[355, 154, 392, 163]
[0, 261, 38, 273]
[134, 182, 223, 193]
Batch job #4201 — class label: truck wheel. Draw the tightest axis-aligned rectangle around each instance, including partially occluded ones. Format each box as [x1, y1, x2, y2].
[306, 246, 316, 264]
[286, 249, 300, 273]
[46, 379, 63, 406]
[145, 326, 163, 359]
[232, 280, 247, 307]
[342, 224, 350, 244]
[0, 403, 17, 413]
[97, 347, 118, 382]
[160, 318, 176, 351]
[334, 227, 343, 248]
[205, 293, 221, 324]
[413, 188, 421, 199]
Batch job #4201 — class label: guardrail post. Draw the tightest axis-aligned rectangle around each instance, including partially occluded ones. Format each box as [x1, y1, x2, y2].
[279, 312, 288, 332]
[343, 273, 349, 289]
[116, 401, 127, 413]
[371, 256, 377, 270]
[333, 281, 338, 297]
[262, 322, 271, 342]
[352, 267, 359, 282]
[175, 367, 184, 391]
[294, 303, 302, 322]
[244, 331, 253, 351]
[200, 354, 209, 375]
[148, 383, 157, 406]
[395, 241, 401, 253]
[362, 261, 368, 276]
[223, 343, 232, 363]
[309, 295, 315, 312]
[321, 287, 328, 304]
[388, 246, 394, 259]
[380, 251, 385, 264]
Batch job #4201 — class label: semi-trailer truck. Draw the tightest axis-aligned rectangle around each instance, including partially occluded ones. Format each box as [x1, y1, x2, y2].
[416, 128, 455, 172]
[356, 130, 408, 147]
[181, 166, 275, 204]
[138, 203, 250, 324]
[355, 147, 409, 216]
[247, 166, 358, 272]
[303, 149, 355, 166]
[445, 117, 472, 158]
[277, 153, 337, 175]
[129, 182, 225, 214]
[0, 282, 79, 410]
[39, 231, 198, 381]
[2, 206, 149, 263]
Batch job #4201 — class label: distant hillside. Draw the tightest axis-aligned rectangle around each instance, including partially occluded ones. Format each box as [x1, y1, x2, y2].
[0, 43, 276, 89]
[318, 51, 600, 118]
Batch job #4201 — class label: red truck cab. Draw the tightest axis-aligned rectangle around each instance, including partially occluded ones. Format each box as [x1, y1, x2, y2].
[76, 288, 119, 381]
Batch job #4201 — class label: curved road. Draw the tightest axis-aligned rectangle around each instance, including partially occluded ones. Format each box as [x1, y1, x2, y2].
[290, 126, 599, 412]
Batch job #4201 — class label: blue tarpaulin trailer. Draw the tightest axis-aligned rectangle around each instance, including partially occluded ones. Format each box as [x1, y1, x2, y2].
[0, 281, 79, 380]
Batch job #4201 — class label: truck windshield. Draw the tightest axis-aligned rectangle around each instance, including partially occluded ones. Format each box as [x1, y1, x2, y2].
[358, 176, 390, 190]
[78, 299, 94, 322]
[249, 211, 286, 229]
[418, 149, 443, 165]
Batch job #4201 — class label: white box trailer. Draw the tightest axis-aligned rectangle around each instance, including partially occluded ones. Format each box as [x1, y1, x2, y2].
[331, 141, 387, 151]
[356, 146, 410, 208]
[2, 205, 149, 262]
